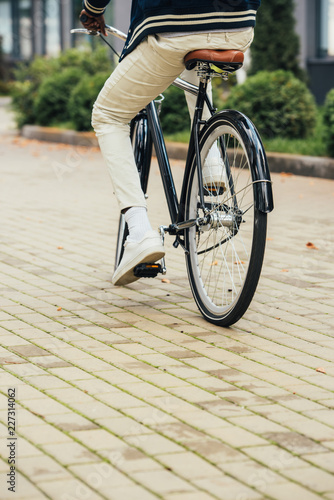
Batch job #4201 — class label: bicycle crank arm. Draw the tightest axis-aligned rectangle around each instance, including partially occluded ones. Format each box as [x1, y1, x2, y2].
[172, 218, 204, 231]
[172, 212, 234, 232]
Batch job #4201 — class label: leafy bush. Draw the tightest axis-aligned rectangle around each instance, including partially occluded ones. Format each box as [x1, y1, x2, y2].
[249, 0, 305, 80]
[11, 46, 112, 128]
[68, 72, 110, 131]
[0, 80, 11, 95]
[57, 46, 111, 75]
[323, 88, 334, 157]
[34, 68, 82, 126]
[224, 70, 317, 139]
[11, 57, 58, 127]
[160, 85, 190, 135]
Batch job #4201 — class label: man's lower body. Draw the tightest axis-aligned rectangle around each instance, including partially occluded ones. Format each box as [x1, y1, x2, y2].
[92, 29, 254, 285]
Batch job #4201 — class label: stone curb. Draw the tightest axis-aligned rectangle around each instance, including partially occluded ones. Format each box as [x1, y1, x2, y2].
[21, 124, 334, 180]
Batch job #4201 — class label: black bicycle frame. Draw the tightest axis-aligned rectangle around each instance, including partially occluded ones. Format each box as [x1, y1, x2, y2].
[144, 78, 215, 232]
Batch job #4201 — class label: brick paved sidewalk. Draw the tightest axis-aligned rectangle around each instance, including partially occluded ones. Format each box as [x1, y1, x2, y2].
[0, 107, 334, 500]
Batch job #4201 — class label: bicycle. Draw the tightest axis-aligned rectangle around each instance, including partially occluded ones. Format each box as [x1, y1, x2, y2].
[71, 23, 274, 327]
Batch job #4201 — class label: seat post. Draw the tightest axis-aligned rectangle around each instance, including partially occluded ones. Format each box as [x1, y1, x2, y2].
[190, 76, 211, 213]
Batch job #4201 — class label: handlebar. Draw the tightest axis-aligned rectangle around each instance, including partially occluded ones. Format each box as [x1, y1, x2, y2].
[70, 24, 127, 41]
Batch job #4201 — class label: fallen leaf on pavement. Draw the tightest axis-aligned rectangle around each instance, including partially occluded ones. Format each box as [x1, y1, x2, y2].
[234, 260, 245, 265]
[57, 246, 63, 249]
[210, 260, 218, 266]
[31, 411, 45, 418]
[316, 367, 326, 374]
[161, 278, 170, 283]
[306, 242, 318, 250]
[57, 307, 62, 311]
[281, 269, 289, 272]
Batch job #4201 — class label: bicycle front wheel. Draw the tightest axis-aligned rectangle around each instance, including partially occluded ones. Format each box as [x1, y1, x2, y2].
[185, 111, 267, 327]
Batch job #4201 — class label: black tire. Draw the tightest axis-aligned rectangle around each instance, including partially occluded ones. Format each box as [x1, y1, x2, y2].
[114, 112, 152, 269]
[184, 111, 267, 327]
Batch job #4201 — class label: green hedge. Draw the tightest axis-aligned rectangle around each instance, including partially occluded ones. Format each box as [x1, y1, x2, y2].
[34, 68, 82, 126]
[11, 49, 323, 154]
[323, 88, 334, 157]
[224, 70, 317, 139]
[159, 78, 229, 135]
[159, 85, 190, 134]
[11, 46, 112, 129]
[68, 72, 110, 131]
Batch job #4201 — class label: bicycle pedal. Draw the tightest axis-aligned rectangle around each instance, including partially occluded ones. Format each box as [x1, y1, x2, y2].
[133, 263, 163, 278]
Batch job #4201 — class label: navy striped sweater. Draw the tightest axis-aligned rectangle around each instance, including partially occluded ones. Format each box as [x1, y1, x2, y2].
[83, 0, 261, 59]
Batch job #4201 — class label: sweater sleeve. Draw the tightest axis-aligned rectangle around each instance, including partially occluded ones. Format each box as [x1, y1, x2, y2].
[82, 0, 110, 17]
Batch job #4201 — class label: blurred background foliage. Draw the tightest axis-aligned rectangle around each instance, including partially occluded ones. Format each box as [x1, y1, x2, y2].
[6, 0, 334, 159]
[11, 46, 112, 129]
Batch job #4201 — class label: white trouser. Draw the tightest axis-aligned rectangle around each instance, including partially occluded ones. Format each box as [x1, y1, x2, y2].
[92, 29, 254, 211]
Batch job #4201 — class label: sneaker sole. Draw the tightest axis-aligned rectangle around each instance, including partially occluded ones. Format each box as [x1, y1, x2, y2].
[112, 248, 165, 286]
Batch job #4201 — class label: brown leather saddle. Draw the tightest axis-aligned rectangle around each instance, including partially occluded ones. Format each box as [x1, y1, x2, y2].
[184, 49, 244, 73]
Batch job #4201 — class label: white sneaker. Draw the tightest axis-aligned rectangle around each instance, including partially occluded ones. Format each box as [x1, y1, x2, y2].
[112, 230, 165, 286]
[202, 157, 227, 192]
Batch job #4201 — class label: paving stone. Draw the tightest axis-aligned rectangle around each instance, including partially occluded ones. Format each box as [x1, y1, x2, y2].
[164, 493, 215, 500]
[37, 478, 104, 500]
[100, 484, 159, 500]
[188, 437, 246, 463]
[283, 465, 334, 493]
[20, 396, 72, 417]
[19, 423, 73, 444]
[97, 390, 148, 409]
[69, 400, 121, 420]
[156, 451, 221, 480]
[69, 462, 135, 492]
[30, 355, 72, 369]
[9, 345, 51, 357]
[220, 459, 287, 493]
[41, 441, 101, 465]
[96, 415, 154, 437]
[227, 414, 288, 435]
[264, 481, 324, 500]
[45, 412, 98, 431]
[125, 432, 185, 455]
[243, 444, 315, 469]
[193, 475, 263, 500]
[302, 451, 334, 473]
[0, 471, 47, 499]
[209, 425, 268, 448]
[24, 374, 72, 390]
[12, 436, 43, 458]
[15, 455, 71, 482]
[131, 469, 196, 495]
[69, 428, 128, 452]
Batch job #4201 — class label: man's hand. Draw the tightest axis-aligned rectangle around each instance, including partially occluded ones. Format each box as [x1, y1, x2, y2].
[79, 9, 107, 36]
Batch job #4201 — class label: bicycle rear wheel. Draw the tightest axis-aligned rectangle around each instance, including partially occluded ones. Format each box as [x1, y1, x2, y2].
[114, 112, 152, 269]
[184, 111, 267, 327]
